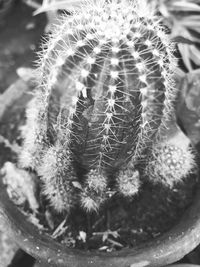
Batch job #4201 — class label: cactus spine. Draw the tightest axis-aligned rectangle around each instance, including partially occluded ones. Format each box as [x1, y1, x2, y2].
[20, 0, 190, 213]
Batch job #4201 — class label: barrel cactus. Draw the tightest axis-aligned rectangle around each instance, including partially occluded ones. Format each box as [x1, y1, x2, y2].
[19, 0, 195, 213]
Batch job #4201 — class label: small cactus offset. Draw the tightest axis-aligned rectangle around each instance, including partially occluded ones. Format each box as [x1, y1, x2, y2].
[145, 124, 196, 188]
[20, 0, 194, 213]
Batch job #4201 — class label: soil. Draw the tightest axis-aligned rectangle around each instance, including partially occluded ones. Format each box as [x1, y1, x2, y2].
[0, 87, 199, 252]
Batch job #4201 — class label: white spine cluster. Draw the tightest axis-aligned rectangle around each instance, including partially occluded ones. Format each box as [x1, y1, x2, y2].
[81, 169, 107, 212]
[145, 126, 196, 187]
[117, 168, 140, 197]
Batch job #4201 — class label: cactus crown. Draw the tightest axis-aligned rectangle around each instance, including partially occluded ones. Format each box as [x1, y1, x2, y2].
[20, 0, 182, 213]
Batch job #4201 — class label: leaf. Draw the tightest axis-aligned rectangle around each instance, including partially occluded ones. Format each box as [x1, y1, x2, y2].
[180, 16, 200, 28]
[157, 0, 200, 70]
[172, 36, 194, 44]
[177, 69, 200, 145]
[172, 2, 200, 12]
[171, 20, 200, 42]
[189, 46, 200, 65]
[178, 43, 193, 71]
[34, 0, 85, 14]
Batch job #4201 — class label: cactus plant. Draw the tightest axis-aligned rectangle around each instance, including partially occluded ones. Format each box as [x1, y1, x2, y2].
[19, 0, 195, 214]
[145, 123, 195, 187]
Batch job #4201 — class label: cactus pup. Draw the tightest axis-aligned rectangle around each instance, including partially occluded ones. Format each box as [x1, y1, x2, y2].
[19, 0, 194, 213]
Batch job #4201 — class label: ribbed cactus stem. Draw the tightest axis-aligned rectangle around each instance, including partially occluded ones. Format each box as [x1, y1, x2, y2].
[20, 0, 178, 212]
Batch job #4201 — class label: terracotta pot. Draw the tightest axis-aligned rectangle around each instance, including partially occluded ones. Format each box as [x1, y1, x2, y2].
[0, 79, 200, 267]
